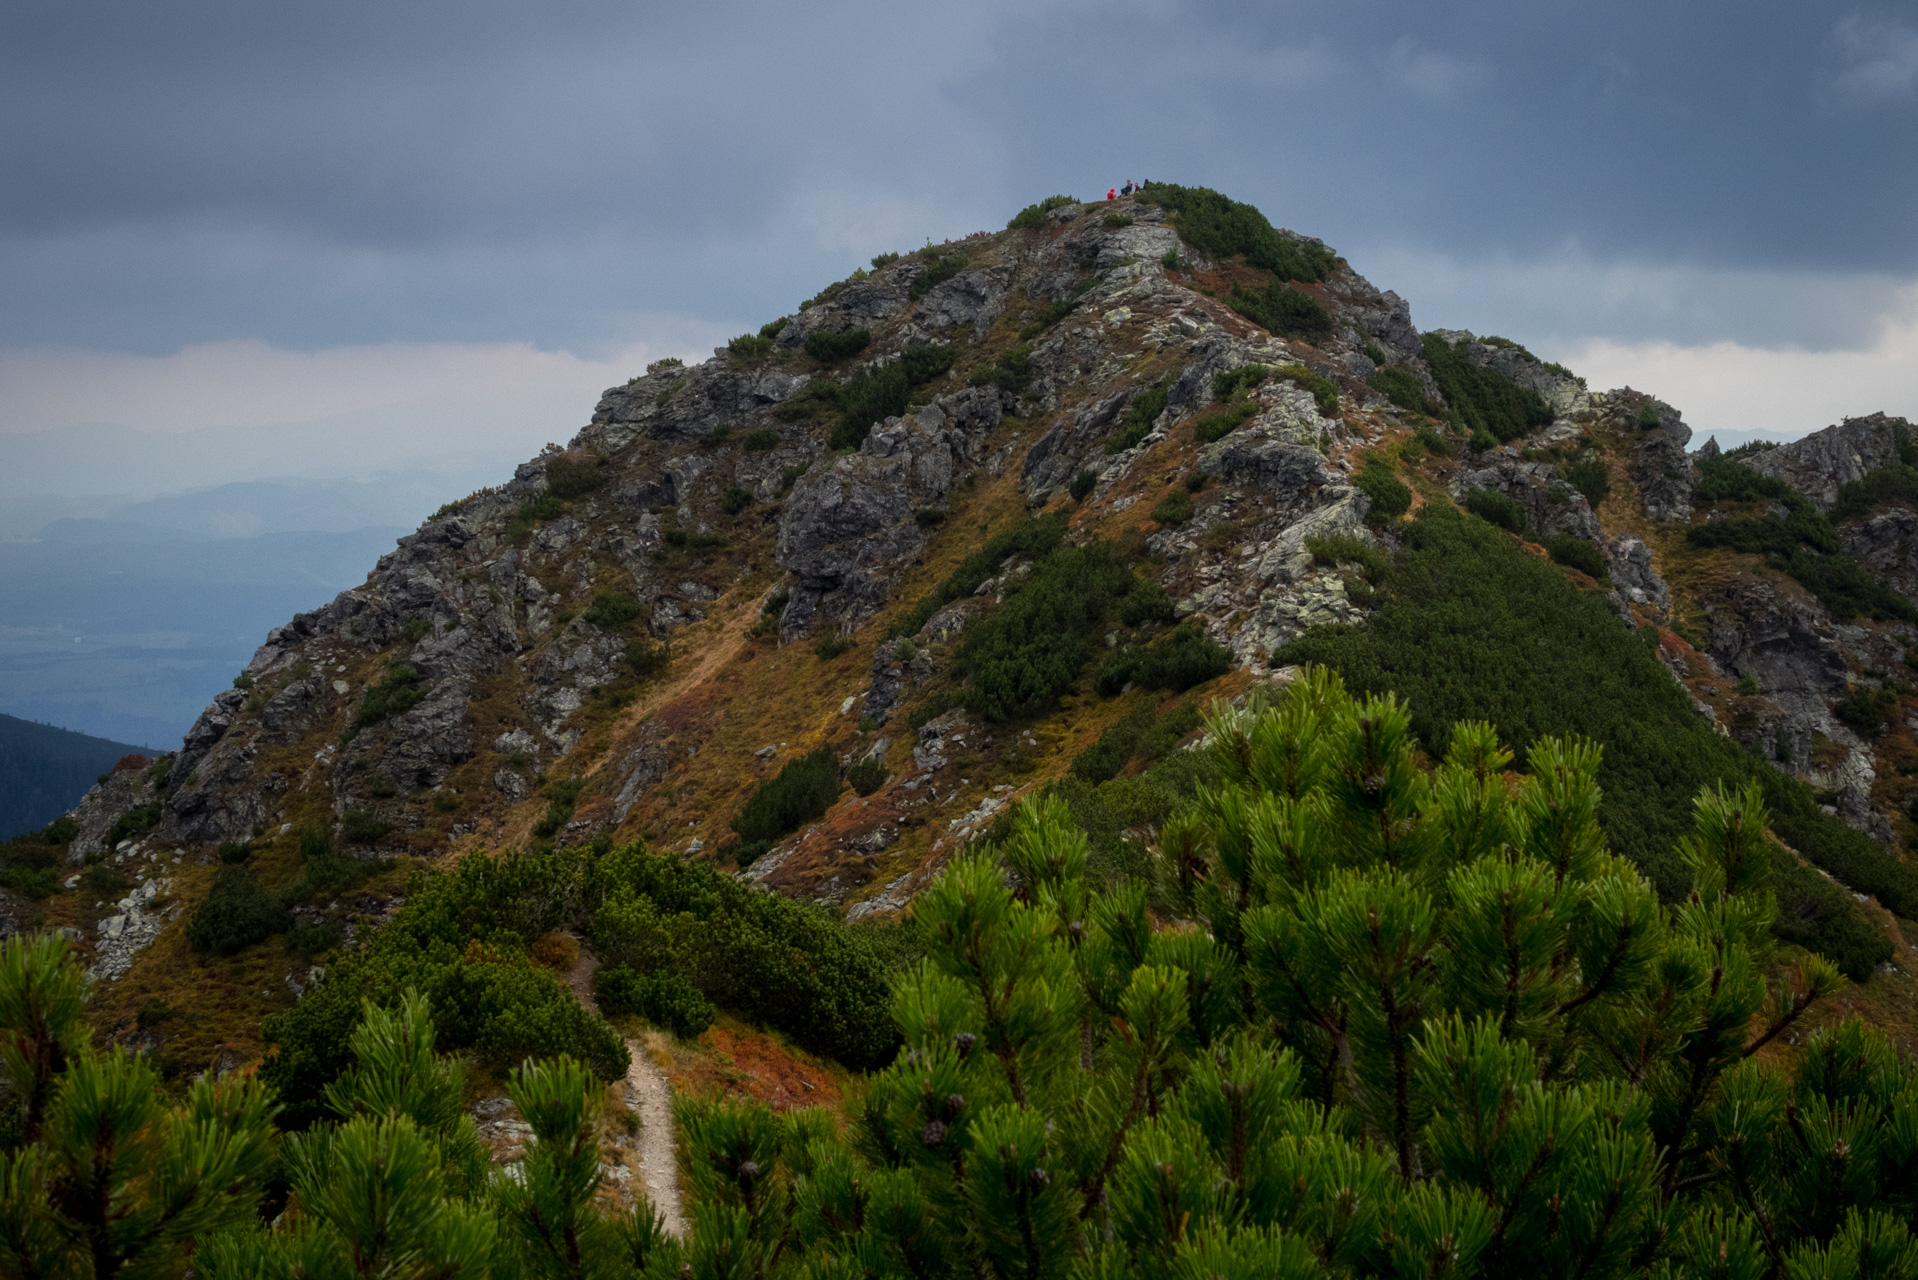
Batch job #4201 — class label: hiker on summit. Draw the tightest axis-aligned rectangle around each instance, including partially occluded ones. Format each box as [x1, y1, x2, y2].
[1121, 180, 1134, 196]
[1107, 187, 1116, 201]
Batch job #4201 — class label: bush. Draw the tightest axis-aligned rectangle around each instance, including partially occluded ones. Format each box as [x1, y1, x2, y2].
[720, 486, 753, 515]
[187, 866, 290, 956]
[1835, 684, 1899, 738]
[1134, 182, 1336, 280]
[351, 663, 428, 733]
[1694, 454, 1795, 505]
[1192, 401, 1256, 444]
[1276, 364, 1341, 416]
[1416, 423, 1455, 458]
[1226, 281, 1332, 342]
[889, 512, 1070, 640]
[338, 806, 393, 846]
[1098, 623, 1233, 696]
[106, 803, 161, 850]
[1540, 533, 1606, 579]
[532, 776, 585, 840]
[1069, 468, 1098, 502]
[813, 634, 852, 660]
[958, 543, 1145, 721]
[732, 748, 842, 860]
[1563, 454, 1611, 508]
[1305, 532, 1388, 582]
[594, 965, 715, 1039]
[968, 346, 1033, 395]
[804, 328, 871, 363]
[847, 758, 888, 797]
[1464, 486, 1528, 534]
[1007, 195, 1076, 230]
[625, 638, 671, 679]
[283, 826, 379, 902]
[743, 427, 781, 452]
[1212, 364, 1269, 401]
[1277, 503, 1899, 978]
[1102, 213, 1132, 228]
[773, 376, 842, 422]
[1368, 364, 1435, 415]
[908, 250, 967, 300]
[544, 455, 603, 500]
[900, 341, 955, 385]
[1072, 700, 1157, 782]
[835, 363, 910, 449]
[1421, 333, 1554, 443]
[1105, 373, 1175, 454]
[1151, 489, 1195, 526]
[912, 506, 946, 527]
[869, 252, 899, 269]
[1355, 458, 1412, 521]
[583, 590, 643, 630]
[727, 333, 774, 360]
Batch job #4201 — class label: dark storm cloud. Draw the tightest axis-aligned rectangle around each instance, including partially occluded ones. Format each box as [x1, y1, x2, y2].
[1, 0, 1913, 352]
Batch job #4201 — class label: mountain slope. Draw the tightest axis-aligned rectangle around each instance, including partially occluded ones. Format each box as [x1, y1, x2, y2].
[23, 183, 1918, 1072]
[0, 713, 150, 838]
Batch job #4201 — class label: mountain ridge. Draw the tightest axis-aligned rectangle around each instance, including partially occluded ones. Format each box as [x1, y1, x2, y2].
[16, 182, 1918, 1073]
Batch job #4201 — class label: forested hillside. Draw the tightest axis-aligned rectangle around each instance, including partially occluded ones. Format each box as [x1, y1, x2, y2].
[0, 712, 148, 838]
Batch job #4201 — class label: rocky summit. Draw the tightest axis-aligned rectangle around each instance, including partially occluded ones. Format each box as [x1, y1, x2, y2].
[16, 183, 1918, 1070]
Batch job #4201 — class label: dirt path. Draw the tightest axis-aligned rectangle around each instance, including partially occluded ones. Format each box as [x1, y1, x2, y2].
[567, 946, 685, 1236]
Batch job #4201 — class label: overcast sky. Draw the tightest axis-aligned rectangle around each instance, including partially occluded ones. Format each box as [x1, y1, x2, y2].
[3, 0, 1917, 479]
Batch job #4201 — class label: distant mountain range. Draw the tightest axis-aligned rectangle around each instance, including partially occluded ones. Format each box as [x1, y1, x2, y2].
[0, 712, 152, 838]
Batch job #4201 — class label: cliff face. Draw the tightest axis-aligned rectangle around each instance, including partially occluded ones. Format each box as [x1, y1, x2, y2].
[25, 188, 1918, 1060]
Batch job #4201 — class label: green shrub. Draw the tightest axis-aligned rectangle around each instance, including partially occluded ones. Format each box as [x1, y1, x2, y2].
[804, 328, 871, 363]
[1369, 364, 1434, 415]
[1069, 468, 1098, 502]
[506, 492, 567, 542]
[958, 543, 1147, 721]
[1102, 213, 1132, 228]
[773, 376, 842, 422]
[626, 638, 670, 680]
[1540, 533, 1606, 579]
[743, 427, 781, 452]
[900, 341, 955, 385]
[0, 842, 57, 900]
[732, 747, 842, 860]
[1354, 458, 1412, 521]
[1105, 373, 1175, 453]
[339, 806, 393, 846]
[912, 507, 946, 527]
[890, 512, 1070, 640]
[1464, 487, 1528, 534]
[400, 616, 429, 643]
[532, 776, 585, 840]
[813, 634, 852, 660]
[1305, 532, 1388, 582]
[1636, 401, 1663, 428]
[700, 424, 733, 447]
[1134, 183, 1336, 280]
[908, 250, 968, 300]
[544, 455, 603, 500]
[1277, 503, 1900, 978]
[106, 803, 161, 850]
[1072, 700, 1157, 782]
[1563, 454, 1611, 508]
[1007, 194, 1077, 230]
[1192, 401, 1257, 444]
[1184, 471, 1210, 492]
[870, 251, 900, 269]
[1835, 685, 1899, 738]
[1421, 333, 1555, 443]
[720, 486, 753, 515]
[352, 664, 428, 733]
[1694, 454, 1794, 505]
[727, 333, 774, 360]
[835, 363, 910, 449]
[594, 965, 715, 1039]
[1021, 296, 1079, 338]
[1226, 281, 1332, 342]
[283, 826, 379, 903]
[1118, 577, 1176, 627]
[1150, 489, 1195, 526]
[846, 758, 888, 797]
[1276, 364, 1340, 416]
[1097, 623, 1233, 696]
[1211, 364, 1269, 401]
[583, 589, 643, 630]
[968, 346, 1033, 395]
[187, 866, 290, 956]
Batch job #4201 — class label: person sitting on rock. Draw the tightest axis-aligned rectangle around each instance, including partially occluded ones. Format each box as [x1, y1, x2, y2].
[1121, 180, 1134, 196]
[1107, 187, 1116, 201]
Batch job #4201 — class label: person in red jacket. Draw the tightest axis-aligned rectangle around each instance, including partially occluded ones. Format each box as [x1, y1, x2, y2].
[1107, 187, 1116, 201]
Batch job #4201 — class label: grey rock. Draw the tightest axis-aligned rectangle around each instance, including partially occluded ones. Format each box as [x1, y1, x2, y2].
[915, 266, 1012, 338]
[1451, 461, 1604, 542]
[1607, 536, 1673, 624]
[1624, 398, 1694, 522]
[1744, 413, 1910, 512]
[1843, 507, 1918, 601]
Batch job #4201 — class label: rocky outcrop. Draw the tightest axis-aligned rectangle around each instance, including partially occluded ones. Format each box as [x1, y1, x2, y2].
[1745, 413, 1909, 512]
[1450, 460, 1604, 542]
[776, 389, 1001, 637]
[1607, 535, 1673, 625]
[1843, 508, 1918, 602]
[1625, 397, 1693, 522]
